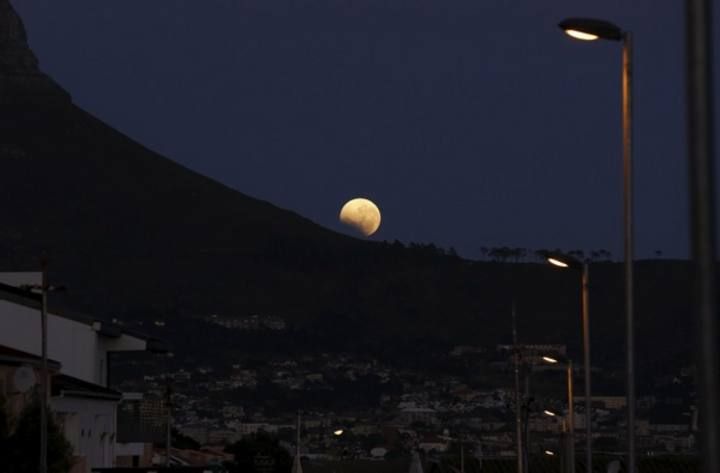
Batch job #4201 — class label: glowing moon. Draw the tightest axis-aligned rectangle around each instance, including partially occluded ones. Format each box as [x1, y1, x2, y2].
[339, 198, 381, 237]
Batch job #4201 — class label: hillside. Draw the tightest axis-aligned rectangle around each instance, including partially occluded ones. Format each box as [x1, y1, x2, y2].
[0, 0, 697, 374]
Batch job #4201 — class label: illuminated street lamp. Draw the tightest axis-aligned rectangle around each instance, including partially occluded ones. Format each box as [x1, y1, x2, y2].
[546, 253, 587, 472]
[558, 16, 636, 473]
[559, 18, 623, 42]
[543, 355, 576, 473]
[331, 426, 352, 464]
[547, 257, 570, 269]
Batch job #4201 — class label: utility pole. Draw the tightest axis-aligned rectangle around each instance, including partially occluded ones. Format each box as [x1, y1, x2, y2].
[512, 301, 523, 473]
[165, 380, 172, 467]
[21, 259, 65, 473]
[292, 411, 304, 473]
[566, 361, 575, 473]
[523, 371, 532, 473]
[40, 259, 48, 473]
[686, 1, 719, 473]
[580, 263, 592, 472]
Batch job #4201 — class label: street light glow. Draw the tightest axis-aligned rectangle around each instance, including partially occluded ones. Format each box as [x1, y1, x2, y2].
[558, 18, 623, 42]
[547, 257, 570, 268]
[543, 409, 557, 417]
[564, 29, 600, 41]
[542, 356, 559, 364]
[333, 429, 344, 436]
[545, 450, 556, 456]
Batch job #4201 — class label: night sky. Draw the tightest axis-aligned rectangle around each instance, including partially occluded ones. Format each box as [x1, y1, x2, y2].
[13, 0, 720, 259]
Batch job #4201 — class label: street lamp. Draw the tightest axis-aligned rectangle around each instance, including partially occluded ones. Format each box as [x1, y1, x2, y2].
[546, 253, 588, 472]
[511, 301, 524, 473]
[331, 427, 349, 463]
[558, 16, 636, 473]
[543, 355, 575, 473]
[559, 18, 623, 41]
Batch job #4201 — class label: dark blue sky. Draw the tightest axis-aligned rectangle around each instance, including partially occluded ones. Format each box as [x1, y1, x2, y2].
[14, 0, 720, 259]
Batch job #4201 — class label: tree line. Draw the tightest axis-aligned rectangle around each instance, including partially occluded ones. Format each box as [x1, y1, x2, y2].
[478, 247, 614, 263]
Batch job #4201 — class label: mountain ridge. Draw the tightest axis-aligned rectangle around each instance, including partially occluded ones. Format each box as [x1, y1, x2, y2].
[0, 0, 698, 374]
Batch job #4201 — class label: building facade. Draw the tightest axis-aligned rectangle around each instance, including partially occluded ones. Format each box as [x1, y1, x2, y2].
[0, 275, 165, 472]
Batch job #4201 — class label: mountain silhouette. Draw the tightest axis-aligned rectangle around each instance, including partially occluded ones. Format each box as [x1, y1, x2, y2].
[0, 0, 367, 313]
[0, 0, 696, 375]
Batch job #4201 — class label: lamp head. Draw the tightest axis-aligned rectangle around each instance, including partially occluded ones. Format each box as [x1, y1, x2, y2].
[559, 18, 624, 42]
[543, 409, 557, 417]
[542, 356, 559, 364]
[545, 252, 583, 271]
[547, 257, 570, 268]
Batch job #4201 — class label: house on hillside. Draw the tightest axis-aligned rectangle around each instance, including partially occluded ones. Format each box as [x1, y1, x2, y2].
[649, 407, 692, 434]
[397, 406, 439, 427]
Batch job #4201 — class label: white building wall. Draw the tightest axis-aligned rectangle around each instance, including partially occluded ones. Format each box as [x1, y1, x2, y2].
[0, 300, 103, 384]
[53, 396, 117, 473]
[0, 272, 42, 287]
[0, 299, 148, 386]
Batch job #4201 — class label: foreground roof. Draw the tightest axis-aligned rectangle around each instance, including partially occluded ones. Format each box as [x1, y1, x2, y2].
[52, 373, 122, 401]
[0, 344, 61, 371]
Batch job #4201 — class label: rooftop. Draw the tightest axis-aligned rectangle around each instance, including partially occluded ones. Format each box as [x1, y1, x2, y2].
[0, 344, 61, 370]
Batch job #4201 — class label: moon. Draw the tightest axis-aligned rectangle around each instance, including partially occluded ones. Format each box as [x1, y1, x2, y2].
[339, 198, 381, 237]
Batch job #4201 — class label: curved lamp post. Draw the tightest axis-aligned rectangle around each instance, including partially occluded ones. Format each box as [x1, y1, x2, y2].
[543, 355, 575, 473]
[557, 17, 636, 473]
[546, 253, 589, 472]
